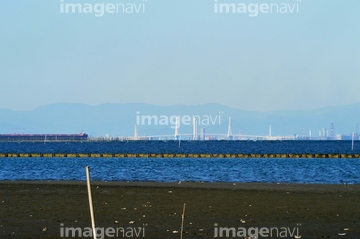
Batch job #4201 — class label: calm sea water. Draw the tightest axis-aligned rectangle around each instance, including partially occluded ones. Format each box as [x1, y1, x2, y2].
[0, 141, 359, 184]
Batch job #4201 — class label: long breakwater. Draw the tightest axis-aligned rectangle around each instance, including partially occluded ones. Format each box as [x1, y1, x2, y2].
[1, 153, 360, 158]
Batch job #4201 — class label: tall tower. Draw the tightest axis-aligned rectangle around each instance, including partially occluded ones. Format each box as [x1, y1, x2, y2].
[134, 124, 138, 140]
[302, 128, 306, 139]
[330, 123, 334, 140]
[193, 117, 198, 140]
[174, 117, 180, 140]
[269, 125, 272, 138]
[200, 128, 205, 140]
[227, 117, 233, 140]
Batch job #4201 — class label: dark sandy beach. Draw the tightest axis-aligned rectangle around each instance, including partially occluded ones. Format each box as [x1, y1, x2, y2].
[0, 181, 359, 239]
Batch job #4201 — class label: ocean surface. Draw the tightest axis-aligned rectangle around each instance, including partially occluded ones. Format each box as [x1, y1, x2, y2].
[0, 140, 359, 184]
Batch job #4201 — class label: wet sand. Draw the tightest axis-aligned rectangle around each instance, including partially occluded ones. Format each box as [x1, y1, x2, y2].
[0, 181, 359, 238]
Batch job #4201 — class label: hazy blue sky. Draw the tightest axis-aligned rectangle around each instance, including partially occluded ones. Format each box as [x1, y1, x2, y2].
[1, 0, 359, 112]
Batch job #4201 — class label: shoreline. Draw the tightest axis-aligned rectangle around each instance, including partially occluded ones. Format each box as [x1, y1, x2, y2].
[1, 180, 360, 192]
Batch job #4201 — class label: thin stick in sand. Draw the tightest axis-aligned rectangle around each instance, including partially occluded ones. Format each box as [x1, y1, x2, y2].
[180, 203, 186, 239]
[85, 166, 97, 239]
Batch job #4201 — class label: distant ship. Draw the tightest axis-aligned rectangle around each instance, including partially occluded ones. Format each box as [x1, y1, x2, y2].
[0, 132, 88, 142]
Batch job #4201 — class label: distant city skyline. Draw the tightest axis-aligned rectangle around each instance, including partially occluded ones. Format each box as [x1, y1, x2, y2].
[1, 102, 360, 138]
[1, 0, 360, 112]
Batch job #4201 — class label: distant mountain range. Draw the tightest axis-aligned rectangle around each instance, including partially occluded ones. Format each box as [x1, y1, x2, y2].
[0, 103, 359, 137]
